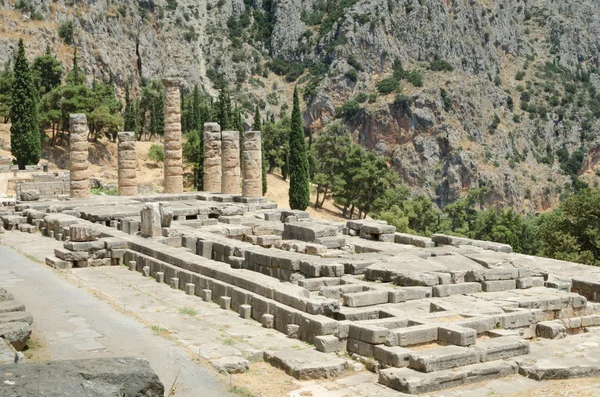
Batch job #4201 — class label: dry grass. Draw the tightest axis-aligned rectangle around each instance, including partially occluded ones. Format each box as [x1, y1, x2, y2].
[231, 362, 297, 397]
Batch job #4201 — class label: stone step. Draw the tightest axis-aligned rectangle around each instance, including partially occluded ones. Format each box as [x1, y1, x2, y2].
[408, 345, 478, 372]
[379, 360, 519, 394]
[264, 348, 348, 380]
[473, 336, 530, 362]
[45, 255, 72, 270]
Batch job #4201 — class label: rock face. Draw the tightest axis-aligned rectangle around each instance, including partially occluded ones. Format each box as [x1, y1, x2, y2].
[68, 114, 90, 199]
[0, 357, 165, 397]
[2, 0, 599, 210]
[241, 130, 262, 198]
[117, 131, 137, 196]
[162, 78, 183, 194]
[203, 122, 222, 193]
[221, 130, 241, 195]
[140, 203, 161, 237]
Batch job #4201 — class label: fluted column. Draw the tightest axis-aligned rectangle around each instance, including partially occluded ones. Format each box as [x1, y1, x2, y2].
[69, 113, 89, 199]
[162, 78, 183, 193]
[242, 130, 262, 197]
[118, 131, 137, 196]
[221, 130, 241, 194]
[203, 122, 221, 193]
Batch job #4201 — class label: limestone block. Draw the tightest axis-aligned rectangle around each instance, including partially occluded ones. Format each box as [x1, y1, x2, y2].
[203, 124, 222, 193]
[140, 203, 162, 237]
[69, 224, 100, 242]
[409, 345, 478, 373]
[261, 313, 274, 329]
[239, 304, 252, 319]
[241, 130, 262, 198]
[221, 130, 241, 195]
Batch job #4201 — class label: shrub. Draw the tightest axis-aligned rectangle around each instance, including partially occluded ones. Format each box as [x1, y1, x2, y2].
[440, 88, 452, 111]
[406, 70, 423, 87]
[148, 144, 164, 164]
[516, 70, 525, 80]
[428, 59, 454, 72]
[355, 93, 368, 103]
[336, 100, 360, 120]
[347, 55, 363, 71]
[394, 94, 412, 112]
[376, 77, 400, 94]
[345, 69, 358, 82]
[58, 21, 74, 45]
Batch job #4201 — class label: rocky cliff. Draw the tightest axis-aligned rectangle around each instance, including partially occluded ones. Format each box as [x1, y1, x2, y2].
[0, 0, 599, 212]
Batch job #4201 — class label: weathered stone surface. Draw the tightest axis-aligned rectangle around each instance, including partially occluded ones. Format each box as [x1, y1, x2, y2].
[213, 356, 250, 374]
[203, 123, 222, 193]
[0, 321, 30, 349]
[69, 223, 100, 242]
[264, 348, 348, 380]
[221, 130, 241, 195]
[0, 357, 164, 396]
[409, 345, 478, 372]
[242, 130, 262, 198]
[159, 203, 173, 227]
[140, 203, 162, 237]
[0, 301, 25, 313]
[163, 78, 183, 193]
[69, 114, 89, 198]
[473, 337, 530, 362]
[118, 131, 137, 196]
[19, 190, 40, 201]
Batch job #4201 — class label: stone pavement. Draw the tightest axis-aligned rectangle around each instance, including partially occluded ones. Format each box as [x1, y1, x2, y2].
[0, 235, 232, 397]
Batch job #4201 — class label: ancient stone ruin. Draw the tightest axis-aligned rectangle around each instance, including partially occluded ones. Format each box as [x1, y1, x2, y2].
[162, 78, 183, 194]
[203, 122, 222, 193]
[241, 130, 262, 198]
[68, 114, 90, 199]
[4, 186, 600, 394]
[221, 130, 241, 195]
[117, 131, 137, 196]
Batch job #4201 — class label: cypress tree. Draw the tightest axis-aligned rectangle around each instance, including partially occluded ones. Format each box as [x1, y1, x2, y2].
[288, 86, 310, 210]
[123, 84, 137, 132]
[66, 48, 84, 86]
[254, 106, 268, 194]
[192, 84, 201, 131]
[216, 90, 229, 129]
[10, 39, 41, 170]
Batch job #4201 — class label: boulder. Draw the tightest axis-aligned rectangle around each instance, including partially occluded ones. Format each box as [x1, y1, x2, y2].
[0, 321, 31, 350]
[19, 190, 40, 201]
[0, 357, 164, 396]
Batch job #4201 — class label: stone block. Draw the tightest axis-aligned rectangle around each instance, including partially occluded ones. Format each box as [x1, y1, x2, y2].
[170, 277, 179, 289]
[314, 335, 346, 353]
[474, 337, 530, 362]
[343, 290, 388, 308]
[373, 345, 412, 368]
[239, 304, 252, 319]
[482, 280, 516, 292]
[386, 325, 438, 347]
[409, 345, 478, 372]
[536, 321, 566, 339]
[432, 283, 482, 297]
[516, 277, 534, 289]
[261, 314, 274, 329]
[201, 289, 212, 302]
[185, 283, 195, 295]
[220, 296, 231, 310]
[213, 356, 249, 374]
[286, 324, 300, 338]
[347, 338, 374, 357]
[437, 325, 476, 346]
[349, 324, 388, 344]
[54, 248, 88, 262]
[402, 287, 433, 300]
[155, 272, 164, 283]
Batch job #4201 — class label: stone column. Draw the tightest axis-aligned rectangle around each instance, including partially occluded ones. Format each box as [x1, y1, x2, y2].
[69, 114, 90, 199]
[162, 78, 183, 193]
[117, 131, 137, 196]
[203, 122, 221, 193]
[242, 130, 262, 197]
[221, 130, 241, 195]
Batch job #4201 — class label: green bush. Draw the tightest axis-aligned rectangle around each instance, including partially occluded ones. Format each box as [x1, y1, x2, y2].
[394, 94, 412, 112]
[345, 69, 358, 82]
[355, 93, 368, 103]
[148, 144, 164, 164]
[428, 59, 454, 72]
[336, 100, 360, 120]
[376, 77, 400, 94]
[58, 21, 74, 45]
[516, 70, 525, 80]
[406, 70, 423, 87]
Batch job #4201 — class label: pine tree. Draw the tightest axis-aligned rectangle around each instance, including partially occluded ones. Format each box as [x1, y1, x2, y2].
[31, 44, 63, 96]
[288, 86, 310, 210]
[10, 39, 41, 170]
[216, 90, 229, 129]
[123, 84, 137, 132]
[65, 48, 84, 85]
[254, 106, 268, 194]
